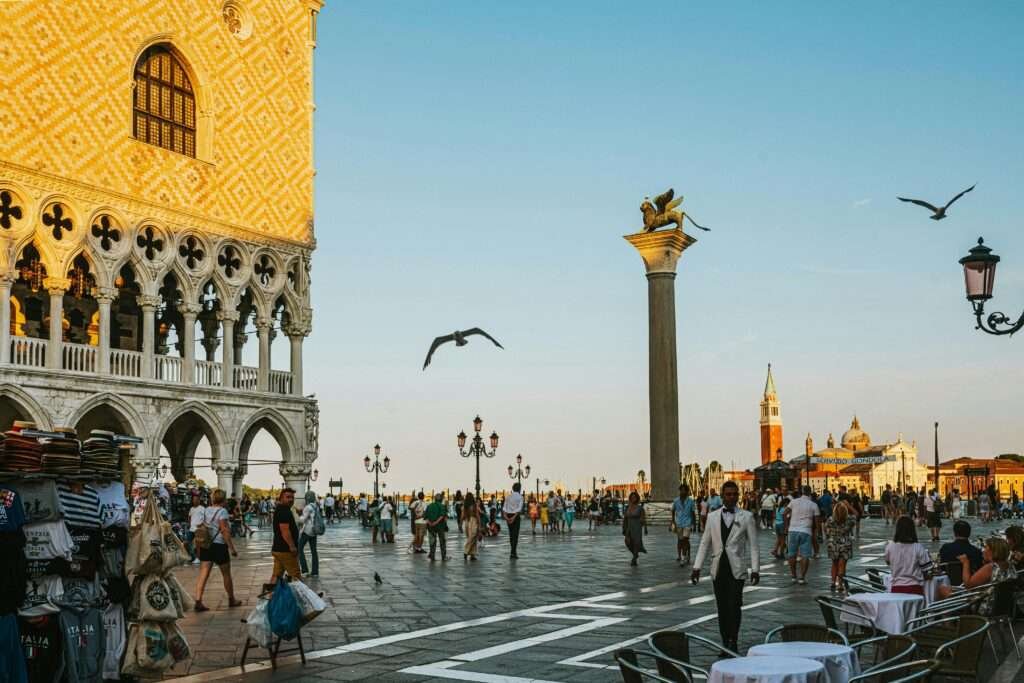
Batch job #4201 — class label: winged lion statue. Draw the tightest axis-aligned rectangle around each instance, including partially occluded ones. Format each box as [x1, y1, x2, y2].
[640, 188, 710, 233]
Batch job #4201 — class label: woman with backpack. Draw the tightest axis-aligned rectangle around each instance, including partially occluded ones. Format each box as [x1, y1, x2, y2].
[194, 488, 241, 612]
[299, 490, 323, 576]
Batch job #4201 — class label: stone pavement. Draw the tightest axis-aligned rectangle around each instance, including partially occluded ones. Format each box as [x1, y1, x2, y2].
[163, 514, 1018, 682]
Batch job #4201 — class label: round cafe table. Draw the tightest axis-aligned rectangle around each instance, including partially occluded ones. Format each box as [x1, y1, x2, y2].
[882, 574, 951, 606]
[709, 655, 825, 683]
[748, 642, 859, 683]
[840, 592, 923, 634]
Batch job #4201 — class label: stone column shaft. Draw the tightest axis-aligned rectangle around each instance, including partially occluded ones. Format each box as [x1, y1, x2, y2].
[139, 296, 159, 379]
[289, 334, 303, 395]
[220, 314, 237, 389]
[179, 304, 202, 385]
[256, 318, 271, 392]
[96, 288, 116, 374]
[0, 276, 13, 364]
[45, 278, 70, 370]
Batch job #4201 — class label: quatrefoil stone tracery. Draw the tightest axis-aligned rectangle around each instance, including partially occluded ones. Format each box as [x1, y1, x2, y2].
[136, 226, 164, 261]
[218, 245, 241, 278]
[42, 203, 72, 240]
[91, 215, 121, 251]
[254, 254, 276, 286]
[0, 191, 23, 229]
[179, 236, 205, 269]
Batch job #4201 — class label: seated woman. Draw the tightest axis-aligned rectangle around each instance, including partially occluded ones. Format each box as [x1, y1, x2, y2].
[1005, 526, 1024, 571]
[884, 516, 933, 596]
[936, 537, 1016, 615]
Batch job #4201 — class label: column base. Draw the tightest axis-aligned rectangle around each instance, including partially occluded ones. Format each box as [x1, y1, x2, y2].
[642, 501, 675, 524]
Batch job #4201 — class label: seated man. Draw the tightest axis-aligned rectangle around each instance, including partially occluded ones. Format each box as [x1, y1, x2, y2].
[938, 520, 983, 586]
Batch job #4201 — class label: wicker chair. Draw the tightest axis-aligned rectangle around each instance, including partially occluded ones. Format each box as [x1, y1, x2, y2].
[848, 659, 938, 683]
[764, 623, 849, 645]
[614, 649, 686, 683]
[646, 631, 739, 682]
[850, 634, 917, 672]
[906, 615, 988, 681]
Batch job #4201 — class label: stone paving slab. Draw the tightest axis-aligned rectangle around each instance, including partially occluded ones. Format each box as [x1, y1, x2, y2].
[162, 515, 1018, 682]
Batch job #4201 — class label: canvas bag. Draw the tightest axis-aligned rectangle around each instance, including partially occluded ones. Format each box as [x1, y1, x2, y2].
[162, 621, 191, 663]
[126, 498, 164, 576]
[160, 521, 190, 571]
[289, 580, 326, 624]
[122, 622, 174, 674]
[164, 572, 194, 616]
[137, 574, 179, 622]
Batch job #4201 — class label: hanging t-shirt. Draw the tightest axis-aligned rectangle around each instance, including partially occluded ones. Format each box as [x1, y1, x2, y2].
[59, 607, 105, 683]
[65, 527, 101, 579]
[56, 484, 101, 529]
[11, 481, 61, 524]
[23, 521, 74, 561]
[56, 577, 103, 610]
[25, 558, 70, 580]
[102, 603, 125, 680]
[0, 488, 27, 532]
[19, 576, 63, 616]
[100, 526, 127, 550]
[92, 482, 129, 529]
[19, 613, 65, 683]
[1, 614, 29, 683]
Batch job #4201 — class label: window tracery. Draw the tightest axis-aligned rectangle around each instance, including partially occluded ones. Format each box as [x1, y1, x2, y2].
[133, 46, 196, 157]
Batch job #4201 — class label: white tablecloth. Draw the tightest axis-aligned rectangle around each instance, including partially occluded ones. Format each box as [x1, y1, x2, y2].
[882, 575, 951, 606]
[748, 643, 859, 683]
[840, 593, 923, 634]
[709, 655, 825, 683]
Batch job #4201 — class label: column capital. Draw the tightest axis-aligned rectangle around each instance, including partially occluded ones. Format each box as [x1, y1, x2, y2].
[94, 286, 118, 304]
[43, 276, 71, 295]
[213, 461, 240, 475]
[284, 320, 312, 338]
[280, 462, 312, 478]
[623, 229, 697, 276]
[217, 310, 240, 323]
[177, 303, 204, 317]
[137, 294, 161, 311]
[255, 316, 272, 332]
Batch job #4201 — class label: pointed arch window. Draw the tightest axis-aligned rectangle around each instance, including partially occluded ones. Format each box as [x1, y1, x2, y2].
[133, 46, 196, 157]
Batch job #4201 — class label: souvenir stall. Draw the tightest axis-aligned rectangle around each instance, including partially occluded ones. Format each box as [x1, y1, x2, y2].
[0, 419, 192, 682]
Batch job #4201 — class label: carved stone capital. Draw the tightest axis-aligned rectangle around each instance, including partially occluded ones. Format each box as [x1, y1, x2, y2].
[255, 317, 272, 332]
[44, 276, 71, 296]
[137, 294, 162, 311]
[280, 463, 312, 478]
[94, 286, 118, 304]
[283, 320, 311, 338]
[213, 461, 240, 475]
[177, 302, 204, 318]
[623, 229, 697, 276]
[216, 310, 241, 323]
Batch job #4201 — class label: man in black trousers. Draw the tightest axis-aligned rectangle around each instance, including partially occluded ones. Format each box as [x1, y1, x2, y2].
[691, 480, 760, 652]
[502, 482, 524, 559]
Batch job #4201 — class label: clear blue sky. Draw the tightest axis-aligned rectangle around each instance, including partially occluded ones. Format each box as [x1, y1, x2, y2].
[240, 2, 1024, 493]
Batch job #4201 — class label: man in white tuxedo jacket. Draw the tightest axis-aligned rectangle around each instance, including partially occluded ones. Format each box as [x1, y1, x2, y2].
[691, 480, 760, 651]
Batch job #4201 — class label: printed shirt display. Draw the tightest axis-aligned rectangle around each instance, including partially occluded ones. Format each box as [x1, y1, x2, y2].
[10, 481, 61, 524]
[92, 482, 129, 529]
[56, 577, 103, 610]
[23, 521, 74, 561]
[19, 575, 63, 616]
[0, 488, 27, 531]
[101, 603, 124, 680]
[65, 527, 101, 579]
[59, 607, 105, 683]
[19, 613, 65, 683]
[56, 484, 102, 528]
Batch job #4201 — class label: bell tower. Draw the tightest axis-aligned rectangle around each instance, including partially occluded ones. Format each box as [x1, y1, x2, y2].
[760, 364, 784, 464]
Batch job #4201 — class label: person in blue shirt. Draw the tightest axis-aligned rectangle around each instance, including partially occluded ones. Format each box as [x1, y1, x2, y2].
[708, 490, 723, 512]
[672, 484, 696, 566]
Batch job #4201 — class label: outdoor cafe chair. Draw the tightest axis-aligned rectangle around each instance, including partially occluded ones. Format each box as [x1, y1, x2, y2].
[614, 648, 689, 683]
[906, 615, 988, 681]
[850, 634, 917, 672]
[647, 631, 740, 681]
[847, 659, 938, 683]
[764, 623, 849, 645]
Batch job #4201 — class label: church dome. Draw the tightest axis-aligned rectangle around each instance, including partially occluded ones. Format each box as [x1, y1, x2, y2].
[841, 416, 871, 450]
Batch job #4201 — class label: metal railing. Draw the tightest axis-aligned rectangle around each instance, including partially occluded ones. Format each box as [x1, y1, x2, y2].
[62, 342, 97, 373]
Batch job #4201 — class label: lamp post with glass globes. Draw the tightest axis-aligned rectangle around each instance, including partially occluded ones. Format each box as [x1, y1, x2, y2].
[508, 453, 530, 491]
[958, 237, 1024, 335]
[363, 444, 390, 499]
[457, 415, 499, 500]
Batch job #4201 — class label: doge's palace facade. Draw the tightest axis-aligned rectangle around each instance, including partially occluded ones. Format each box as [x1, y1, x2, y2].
[0, 0, 322, 495]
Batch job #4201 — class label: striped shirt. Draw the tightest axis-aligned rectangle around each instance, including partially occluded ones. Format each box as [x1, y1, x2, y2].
[56, 483, 101, 528]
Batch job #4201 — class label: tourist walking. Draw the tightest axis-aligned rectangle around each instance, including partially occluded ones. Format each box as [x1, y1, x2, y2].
[925, 489, 942, 541]
[672, 484, 696, 567]
[884, 516, 932, 595]
[760, 488, 777, 530]
[772, 495, 789, 559]
[409, 491, 427, 554]
[539, 494, 550, 532]
[564, 494, 576, 532]
[193, 488, 241, 611]
[379, 496, 396, 543]
[269, 488, 303, 584]
[453, 490, 464, 533]
[424, 493, 448, 561]
[462, 492, 480, 560]
[323, 492, 335, 524]
[691, 481, 760, 653]
[825, 501, 855, 593]
[187, 494, 205, 564]
[785, 486, 818, 585]
[503, 482, 524, 560]
[528, 495, 540, 535]
[622, 491, 648, 566]
[298, 490, 322, 576]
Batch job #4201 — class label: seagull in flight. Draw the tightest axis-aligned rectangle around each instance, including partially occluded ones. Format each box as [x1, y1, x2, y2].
[423, 328, 504, 370]
[898, 184, 975, 220]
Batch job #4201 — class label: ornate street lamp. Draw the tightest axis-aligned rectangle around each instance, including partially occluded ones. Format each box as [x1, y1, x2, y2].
[457, 415, 498, 499]
[959, 237, 1024, 335]
[364, 445, 390, 498]
[508, 453, 531, 489]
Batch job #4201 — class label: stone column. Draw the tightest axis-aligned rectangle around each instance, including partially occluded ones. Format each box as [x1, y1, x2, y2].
[0, 274, 13, 364]
[256, 316, 271, 392]
[178, 303, 202, 384]
[219, 310, 238, 389]
[231, 469, 245, 498]
[281, 463, 311, 503]
[44, 277, 70, 370]
[138, 295, 160, 379]
[130, 448, 161, 483]
[624, 229, 696, 502]
[213, 461, 239, 494]
[285, 322, 309, 396]
[95, 287, 116, 374]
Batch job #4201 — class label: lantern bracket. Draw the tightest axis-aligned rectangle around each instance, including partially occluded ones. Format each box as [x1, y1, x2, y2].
[972, 300, 1024, 336]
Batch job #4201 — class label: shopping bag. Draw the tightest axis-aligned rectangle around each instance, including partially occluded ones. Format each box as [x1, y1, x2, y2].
[122, 622, 174, 674]
[245, 601, 273, 648]
[126, 497, 164, 576]
[267, 577, 301, 640]
[162, 621, 191, 663]
[289, 580, 326, 624]
[160, 521, 191, 571]
[137, 574, 179, 621]
[165, 572, 194, 616]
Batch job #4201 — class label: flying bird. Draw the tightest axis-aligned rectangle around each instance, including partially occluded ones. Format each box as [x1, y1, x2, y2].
[422, 328, 504, 370]
[373, 572, 383, 585]
[898, 184, 975, 220]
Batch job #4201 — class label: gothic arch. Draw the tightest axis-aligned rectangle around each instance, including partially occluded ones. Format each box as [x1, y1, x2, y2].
[69, 392, 148, 441]
[0, 384, 52, 430]
[235, 407, 300, 467]
[155, 399, 230, 468]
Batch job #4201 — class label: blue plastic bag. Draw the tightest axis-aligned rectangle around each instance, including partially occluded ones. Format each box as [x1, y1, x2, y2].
[267, 577, 301, 640]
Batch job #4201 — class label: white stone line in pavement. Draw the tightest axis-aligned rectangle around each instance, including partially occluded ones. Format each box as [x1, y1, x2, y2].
[558, 597, 784, 671]
[451, 616, 629, 662]
[400, 659, 563, 683]
[640, 585, 775, 612]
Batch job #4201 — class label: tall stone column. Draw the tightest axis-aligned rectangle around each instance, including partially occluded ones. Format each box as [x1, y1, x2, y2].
[285, 321, 309, 396]
[219, 310, 238, 389]
[256, 316, 271, 391]
[0, 274, 13, 364]
[44, 277, 70, 370]
[213, 461, 239, 494]
[178, 303, 202, 384]
[95, 287, 116, 374]
[231, 468, 245, 498]
[138, 295, 160, 379]
[624, 228, 696, 502]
